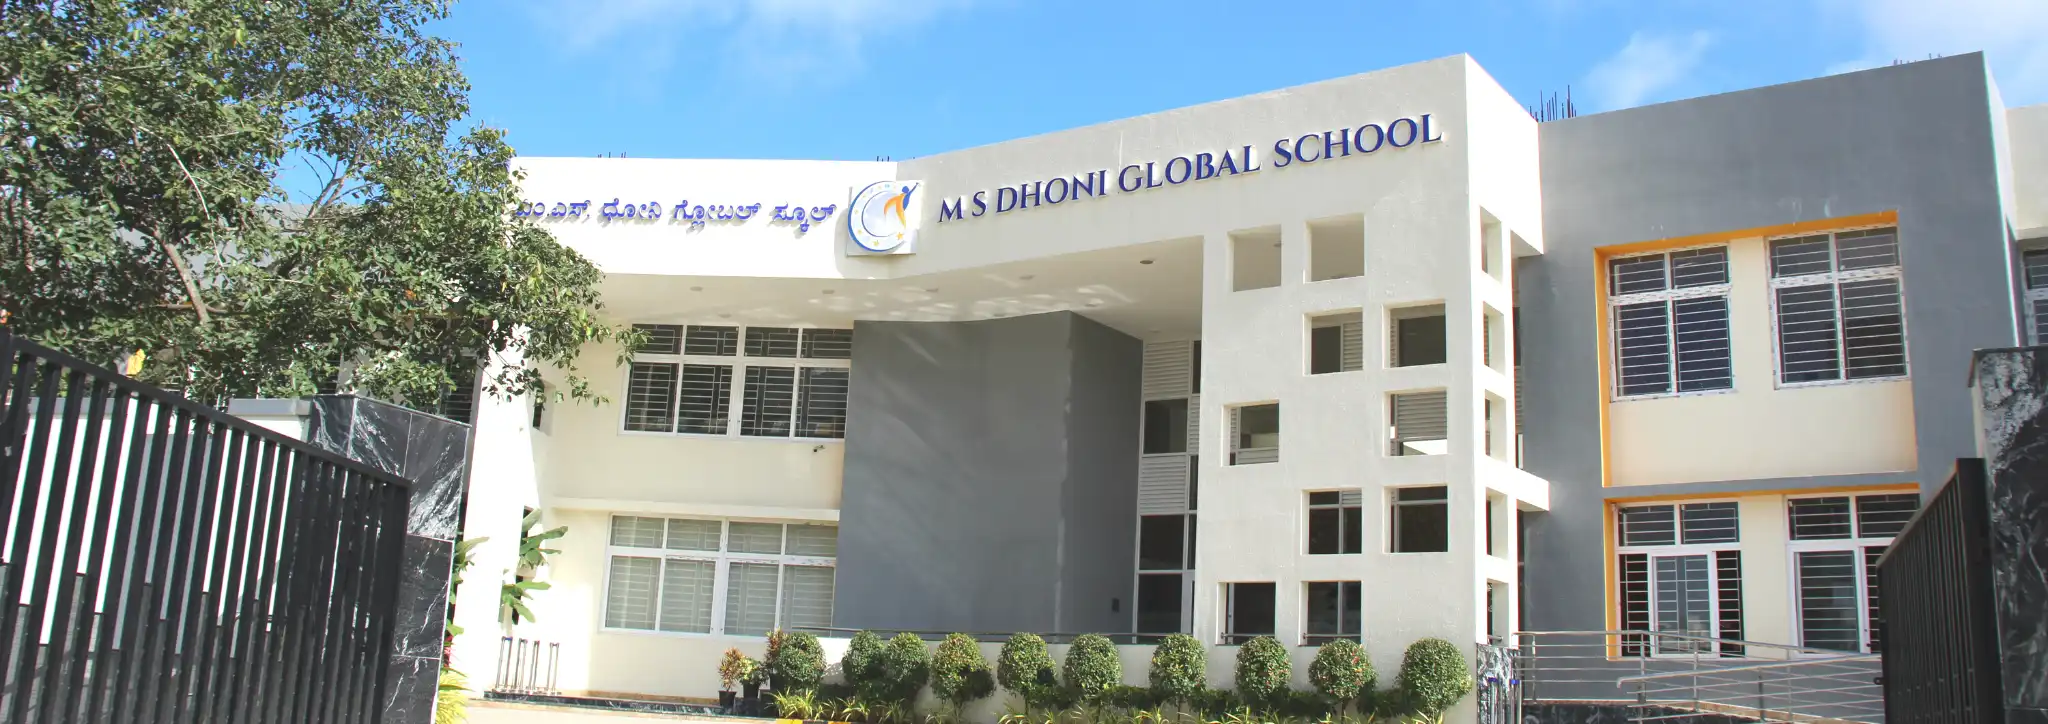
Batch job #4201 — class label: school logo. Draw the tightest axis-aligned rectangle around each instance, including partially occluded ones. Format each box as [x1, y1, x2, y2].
[847, 180, 922, 255]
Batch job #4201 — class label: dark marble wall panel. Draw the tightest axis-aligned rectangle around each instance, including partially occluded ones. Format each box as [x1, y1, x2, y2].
[1970, 350, 2048, 716]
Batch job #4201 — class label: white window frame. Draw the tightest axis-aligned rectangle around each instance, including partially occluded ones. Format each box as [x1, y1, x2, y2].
[1765, 226, 1909, 389]
[619, 325, 852, 442]
[1607, 244, 1736, 401]
[2020, 248, 2048, 345]
[1784, 493, 1911, 655]
[600, 515, 837, 638]
[1614, 500, 1742, 657]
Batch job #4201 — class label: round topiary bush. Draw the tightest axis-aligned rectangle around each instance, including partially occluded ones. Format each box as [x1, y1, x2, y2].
[1396, 637, 1472, 719]
[767, 630, 825, 693]
[1062, 634, 1122, 704]
[998, 633, 1058, 711]
[1147, 634, 1206, 707]
[843, 630, 887, 700]
[876, 632, 932, 706]
[931, 633, 995, 709]
[1233, 635, 1291, 710]
[1308, 639, 1375, 710]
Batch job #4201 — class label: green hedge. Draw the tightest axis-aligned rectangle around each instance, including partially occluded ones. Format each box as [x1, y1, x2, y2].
[876, 633, 931, 706]
[1147, 634, 1206, 706]
[997, 633, 1058, 711]
[1396, 637, 1472, 718]
[1308, 639, 1375, 708]
[1232, 636, 1290, 710]
[931, 633, 994, 708]
[765, 630, 824, 693]
[1063, 634, 1122, 704]
[842, 630, 887, 701]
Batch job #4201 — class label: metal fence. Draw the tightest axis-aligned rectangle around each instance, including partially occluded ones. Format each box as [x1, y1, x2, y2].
[1515, 630, 1885, 723]
[1875, 460, 2005, 724]
[0, 330, 414, 723]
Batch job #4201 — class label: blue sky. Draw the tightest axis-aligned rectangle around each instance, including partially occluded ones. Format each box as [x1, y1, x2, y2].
[439, 0, 2045, 162]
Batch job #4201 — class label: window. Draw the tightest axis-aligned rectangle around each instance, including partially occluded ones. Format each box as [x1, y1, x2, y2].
[1139, 515, 1190, 570]
[1309, 214, 1365, 282]
[1223, 582, 1276, 644]
[1308, 312, 1363, 375]
[1770, 229, 1907, 385]
[603, 515, 837, 636]
[1307, 491, 1363, 555]
[1615, 502, 1743, 657]
[1390, 305, 1446, 367]
[622, 325, 852, 439]
[1390, 486, 1448, 553]
[1787, 493, 1919, 653]
[1388, 391, 1448, 456]
[2022, 249, 2048, 344]
[1608, 247, 1733, 398]
[1229, 404, 1279, 465]
[1304, 581, 1363, 644]
[1232, 227, 1282, 291]
[1144, 399, 1190, 454]
[1136, 574, 1184, 634]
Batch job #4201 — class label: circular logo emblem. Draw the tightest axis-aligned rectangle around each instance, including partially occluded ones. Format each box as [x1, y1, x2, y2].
[848, 181, 919, 253]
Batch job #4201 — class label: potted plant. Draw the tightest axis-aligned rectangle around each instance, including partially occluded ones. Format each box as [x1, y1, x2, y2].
[717, 648, 752, 710]
[741, 655, 770, 711]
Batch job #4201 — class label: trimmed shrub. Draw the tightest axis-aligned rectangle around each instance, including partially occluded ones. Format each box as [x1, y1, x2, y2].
[931, 633, 995, 709]
[1189, 686, 1239, 718]
[718, 647, 753, 691]
[1396, 637, 1472, 719]
[1062, 634, 1123, 704]
[1104, 684, 1159, 712]
[766, 630, 826, 693]
[997, 633, 1058, 710]
[876, 633, 932, 706]
[1233, 636, 1291, 710]
[843, 631, 887, 699]
[1147, 634, 1206, 706]
[1308, 639, 1375, 708]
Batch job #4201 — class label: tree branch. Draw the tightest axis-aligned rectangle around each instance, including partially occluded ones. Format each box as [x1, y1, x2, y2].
[158, 142, 215, 326]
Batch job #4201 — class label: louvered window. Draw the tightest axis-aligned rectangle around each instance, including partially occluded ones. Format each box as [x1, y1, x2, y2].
[1609, 247, 1733, 398]
[603, 515, 837, 636]
[1389, 390, 1448, 456]
[1229, 404, 1279, 465]
[1615, 501, 1743, 656]
[1770, 229, 1907, 385]
[2022, 250, 2048, 344]
[1307, 491, 1364, 555]
[1134, 338, 1201, 632]
[1309, 313, 1364, 374]
[1787, 493, 1919, 653]
[1391, 305, 1447, 367]
[623, 324, 851, 439]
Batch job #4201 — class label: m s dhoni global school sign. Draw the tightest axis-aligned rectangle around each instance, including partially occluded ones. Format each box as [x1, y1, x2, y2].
[934, 113, 1443, 224]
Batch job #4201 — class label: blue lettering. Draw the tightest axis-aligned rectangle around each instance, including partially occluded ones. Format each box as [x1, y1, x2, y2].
[1355, 124, 1386, 154]
[1118, 165, 1144, 193]
[940, 197, 964, 222]
[1046, 177, 1070, 204]
[1240, 145, 1259, 173]
[1020, 181, 1042, 208]
[972, 190, 987, 217]
[1165, 156, 1192, 184]
[1217, 151, 1239, 176]
[1421, 113, 1443, 143]
[1272, 138, 1293, 168]
[1293, 134, 1321, 163]
[1324, 127, 1352, 159]
[1194, 152, 1216, 180]
[1144, 162, 1164, 189]
[1073, 173, 1096, 199]
[1388, 117, 1419, 147]
[996, 186, 1018, 213]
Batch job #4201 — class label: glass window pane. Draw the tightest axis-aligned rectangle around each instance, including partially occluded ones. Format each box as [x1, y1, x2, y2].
[634, 324, 683, 354]
[685, 325, 739, 356]
[1140, 515, 1186, 571]
[664, 519, 722, 551]
[1310, 325, 1345, 375]
[1136, 574, 1183, 634]
[1679, 503, 1738, 544]
[1673, 297, 1733, 392]
[787, 524, 839, 557]
[1669, 247, 1729, 288]
[740, 366, 796, 437]
[610, 516, 666, 548]
[1789, 498, 1853, 540]
[1186, 515, 1198, 569]
[604, 556, 660, 630]
[729, 522, 784, 554]
[797, 368, 849, 439]
[1796, 551, 1862, 652]
[1309, 491, 1340, 506]
[624, 363, 678, 432]
[1770, 236, 1834, 277]
[1188, 456, 1199, 511]
[1839, 279, 1906, 379]
[781, 565, 835, 631]
[1226, 582, 1276, 640]
[1306, 581, 1342, 636]
[1615, 301, 1672, 396]
[1398, 486, 1448, 502]
[2025, 249, 2048, 290]
[1394, 502, 1448, 553]
[1308, 507, 1340, 555]
[1618, 553, 1650, 657]
[745, 327, 801, 358]
[657, 559, 715, 633]
[1856, 494, 1920, 538]
[1653, 555, 1713, 654]
[1776, 286, 1842, 383]
[1610, 254, 1669, 295]
[1342, 506, 1363, 555]
[677, 364, 733, 435]
[1834, 229, 1898, 271]
[1396, 314, 1448, 367]
[724, 562, 781, 636]
[1619, 505, 1676, 547]
[1864, 546, 1886, 653]
[1144, 399, 1190, 455]
[801, 329, 854, 360]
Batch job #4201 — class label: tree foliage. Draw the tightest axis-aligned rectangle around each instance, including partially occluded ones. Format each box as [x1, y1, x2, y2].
[1307, 639, 1375, 708]
[1396, 637, 1472, 719]
[875, 633, 930, 706]
[0, 0, 630, 404]
[843, 630, 888, 700]
[1062, 633, 1122, 704]
[930, 633, 994, 709]
[1147, 634, 1206, 706]
[767, 630, 826, 693]
[1233, 636, 1291, 710]
[996, 633, 1057, 711]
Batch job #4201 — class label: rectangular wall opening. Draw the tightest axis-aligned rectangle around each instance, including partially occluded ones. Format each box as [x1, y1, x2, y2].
[1308, 214, 1365, 282]
[1223, 582, 1276, 644]
[1229, 403, 1280, 465]
[1304, 581, 1362, 645]
[1481, 209, 1505, 282]
[1308, 311, 1364, 375]
[1231, 227, 1282, 291]
[1389, 304, 1447, 367]
[1485, 392, 1509, 462]
[1486, 490, 1509, 558]
[1390, 486, 1449, 553]
[1388, 390, 1448, 456]
[1483, 305, 1507, 373]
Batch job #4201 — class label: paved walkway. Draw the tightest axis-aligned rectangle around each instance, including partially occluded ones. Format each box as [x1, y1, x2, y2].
[470, 701, 754, 723]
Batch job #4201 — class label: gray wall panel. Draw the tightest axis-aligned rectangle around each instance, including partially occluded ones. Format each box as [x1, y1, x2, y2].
[1060, 314, 1143, 633]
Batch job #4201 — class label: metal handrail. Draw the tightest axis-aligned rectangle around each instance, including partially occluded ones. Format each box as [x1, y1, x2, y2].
[1513, 630, 1885, 724]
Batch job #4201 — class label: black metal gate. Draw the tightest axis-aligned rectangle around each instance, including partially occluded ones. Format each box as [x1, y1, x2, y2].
[1875, 459, 2004, 724]
[0, 330, 414, 723]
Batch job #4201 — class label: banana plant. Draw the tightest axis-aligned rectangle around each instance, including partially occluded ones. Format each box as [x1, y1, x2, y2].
[501, 509, 567, 623]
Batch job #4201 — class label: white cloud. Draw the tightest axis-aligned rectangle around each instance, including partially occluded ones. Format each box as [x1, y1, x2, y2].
[1581, 31, 1716, 111]
[1824, 0, 2048, 106]
[532, 0, 977, 86]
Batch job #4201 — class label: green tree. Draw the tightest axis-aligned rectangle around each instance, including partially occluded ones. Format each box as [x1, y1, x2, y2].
[930, 633, 995, 714]
[1233, 636, 1291, 711]
[1396, 637, 1472, 721]
[997, 633, 1057, 714]
[1147, 634, 1206, 709]
[1062, 634, 1122, 705]
[0, 0, 631, 405]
